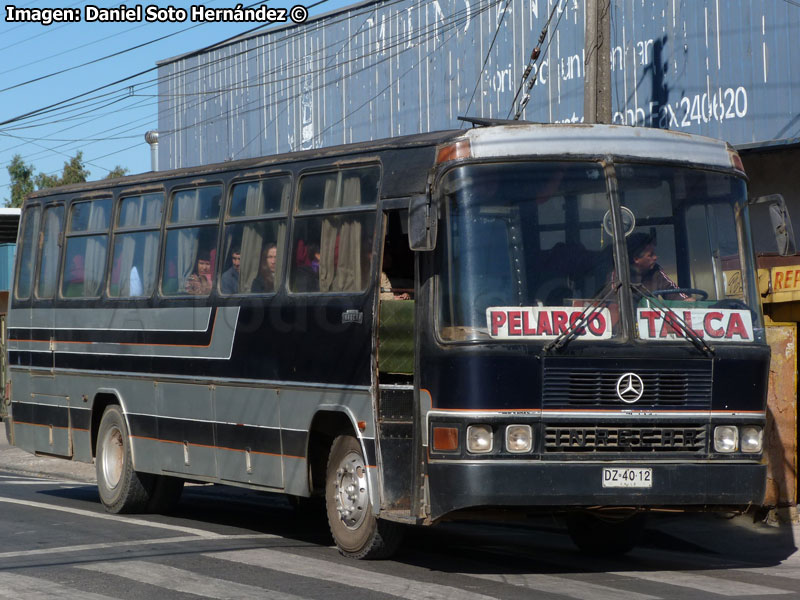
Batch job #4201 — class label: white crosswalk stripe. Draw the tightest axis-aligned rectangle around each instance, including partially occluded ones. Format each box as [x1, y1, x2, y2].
[0, 572, 115, 600]
[464, 572, 660, 600]
[79, 560, 308, 600]
[206, 548, 503, 600]
[607, 569, 794, 596]
[0, 481, 81, 486]
[735, 564, 800, 581]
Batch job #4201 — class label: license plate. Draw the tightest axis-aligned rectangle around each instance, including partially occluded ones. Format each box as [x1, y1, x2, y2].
[602, 467, 652, 488]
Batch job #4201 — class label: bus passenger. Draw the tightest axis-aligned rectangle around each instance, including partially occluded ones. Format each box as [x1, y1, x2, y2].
[627, 232, 694, 301]
[379, 252, 410, 300]
[293, 240, 319, 292]
[221, 246, 241, 294]
[252, 243, 278, 293]
[185, 250, 213, 295]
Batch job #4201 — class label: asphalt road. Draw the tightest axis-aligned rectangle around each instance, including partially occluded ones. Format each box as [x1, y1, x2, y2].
[0, 432, 799, 599]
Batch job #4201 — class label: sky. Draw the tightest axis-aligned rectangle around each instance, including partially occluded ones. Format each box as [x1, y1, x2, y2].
[0, 0, 353, 205]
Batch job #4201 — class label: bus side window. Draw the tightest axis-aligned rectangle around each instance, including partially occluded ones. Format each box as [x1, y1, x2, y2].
[290, 167, 379, 294]
[109, 193, 164, 298]
[61, 198, 112, 299]
[161, 186, 221, 297]
[15, 205, 41, 301]
[222, 176, 290, 295]
[36, 205, 65, 300]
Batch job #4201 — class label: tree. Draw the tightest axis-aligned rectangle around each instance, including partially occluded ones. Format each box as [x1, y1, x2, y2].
[5, 154, 34, 208]
[104, 166, 128, 180]
[4, 151, 129, 208]
[35, 151, 90, 189]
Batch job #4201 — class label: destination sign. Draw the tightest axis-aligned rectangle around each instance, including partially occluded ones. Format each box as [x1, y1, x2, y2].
[636, 308, 754, 342]
[486, 307, 612, 340]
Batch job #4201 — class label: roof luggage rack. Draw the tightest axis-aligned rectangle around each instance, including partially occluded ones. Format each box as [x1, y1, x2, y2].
[457, 116, 536, 128]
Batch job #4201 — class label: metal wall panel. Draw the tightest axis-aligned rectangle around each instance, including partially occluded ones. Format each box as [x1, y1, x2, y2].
[157, 0, 800, 170]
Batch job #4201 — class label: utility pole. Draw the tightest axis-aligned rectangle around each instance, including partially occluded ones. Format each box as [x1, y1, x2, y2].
[584, 0, 612, 124]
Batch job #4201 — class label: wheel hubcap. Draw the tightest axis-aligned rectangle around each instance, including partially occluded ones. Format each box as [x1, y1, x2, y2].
[100, 425, 124, 490]
[334, 450, 368, 530]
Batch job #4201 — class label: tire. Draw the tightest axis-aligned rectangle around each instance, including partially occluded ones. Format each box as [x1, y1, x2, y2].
[95, 405, 152, 514]
[566, 512, 647, 555]
[325, 435, 403, 559]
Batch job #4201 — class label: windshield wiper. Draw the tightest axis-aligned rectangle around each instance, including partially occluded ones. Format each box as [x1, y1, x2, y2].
[544, 281, 621, 352]
[632, 284, 715, 356]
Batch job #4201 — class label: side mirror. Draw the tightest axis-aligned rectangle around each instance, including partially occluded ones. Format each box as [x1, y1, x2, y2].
[751, 194, 796, 256]
[408, 194, 438, 251]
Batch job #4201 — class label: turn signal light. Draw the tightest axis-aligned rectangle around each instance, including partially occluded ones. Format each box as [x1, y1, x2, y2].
[727, 146, 746, 175]
[432, 427, 459, 451]
[436, 140, 471, 164]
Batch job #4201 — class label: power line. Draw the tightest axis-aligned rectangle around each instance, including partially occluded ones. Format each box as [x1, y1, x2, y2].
[2, 0, 484, 176]
[506, 0, 561, 119]
[0, 0, 318, 128]
[511, 0, 567, 120]
[463, 0, 513, 124]
[0, 0, 273, 94]
[5, 0, 473, 138]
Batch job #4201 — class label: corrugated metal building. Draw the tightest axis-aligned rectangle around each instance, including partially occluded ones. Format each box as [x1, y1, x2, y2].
[157, 0, 799, 161]
[156, 0, 800, 254]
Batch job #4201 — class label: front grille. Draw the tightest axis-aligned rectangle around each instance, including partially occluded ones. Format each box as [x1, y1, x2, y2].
[542, 365, 712, 410]
[544, 425, 707, 453]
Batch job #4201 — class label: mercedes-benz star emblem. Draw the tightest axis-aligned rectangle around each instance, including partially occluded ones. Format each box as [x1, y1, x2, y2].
[616, 372, 644, 403]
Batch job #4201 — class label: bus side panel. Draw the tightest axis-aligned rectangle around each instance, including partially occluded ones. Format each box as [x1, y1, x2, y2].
[215, 385, 282, 489]
[279, 388, 377, 501]
[9, 371, 72, 458]
[99, 378, 160, 473]
[155, 382, 217, 479]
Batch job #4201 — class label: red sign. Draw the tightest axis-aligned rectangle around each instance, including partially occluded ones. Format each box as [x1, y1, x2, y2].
[486, 307, 612, 340]
[636, 308, 754, 342]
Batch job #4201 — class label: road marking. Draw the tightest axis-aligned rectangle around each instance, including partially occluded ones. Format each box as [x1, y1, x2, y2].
[0, 480, 84, 486]
[464, 572, 659, 600]
[607, 569, 793, 596]
[0, 534, 276, 559]
[0, 496, 221, 538]
[79, 560, 308, 600]
[207, 548, 502, 600]
[0, 571, 115, 600]
[735, 565, 800, 581]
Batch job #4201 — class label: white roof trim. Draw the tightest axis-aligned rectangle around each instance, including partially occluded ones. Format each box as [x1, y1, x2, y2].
[464, 124, 733, 169]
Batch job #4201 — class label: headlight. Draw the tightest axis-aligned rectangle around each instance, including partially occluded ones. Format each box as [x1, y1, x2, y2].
[740, 426, 763, 453]
[466, 425, 493, 453]
[714, 425, 738, 453]
[506, 425, 532, 453]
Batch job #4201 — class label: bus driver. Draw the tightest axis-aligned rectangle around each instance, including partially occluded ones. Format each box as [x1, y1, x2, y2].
[626, 232, 694, 301]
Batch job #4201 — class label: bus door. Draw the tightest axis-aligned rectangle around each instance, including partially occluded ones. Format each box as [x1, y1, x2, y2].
[375, 209, 416, 512]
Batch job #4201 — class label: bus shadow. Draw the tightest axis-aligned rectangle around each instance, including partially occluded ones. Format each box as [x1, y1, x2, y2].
[396, 512, 798, 575]
[37, 482, 333, 547]
[37, 484, 798, 573]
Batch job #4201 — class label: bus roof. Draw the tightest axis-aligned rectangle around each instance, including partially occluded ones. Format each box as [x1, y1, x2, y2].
[24, 124, 737, 202]
[463, 124, 735, 170]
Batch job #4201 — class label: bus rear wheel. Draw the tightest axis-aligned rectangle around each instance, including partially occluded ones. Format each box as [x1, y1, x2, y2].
[325, 435, 403, 559]
[95, 405, 153, 514]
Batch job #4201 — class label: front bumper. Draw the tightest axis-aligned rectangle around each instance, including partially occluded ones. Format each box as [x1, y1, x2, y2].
[427, 461, 766, 519]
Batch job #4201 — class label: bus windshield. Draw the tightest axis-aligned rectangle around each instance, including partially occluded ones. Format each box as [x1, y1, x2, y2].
[437, 161, 762, 344]
[616, 163, 763, 343]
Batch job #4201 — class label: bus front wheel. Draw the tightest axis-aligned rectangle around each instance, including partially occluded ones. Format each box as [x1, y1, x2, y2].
[95, 405, 152, 514]
[325, 435, 403, 559]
